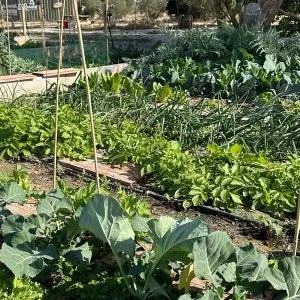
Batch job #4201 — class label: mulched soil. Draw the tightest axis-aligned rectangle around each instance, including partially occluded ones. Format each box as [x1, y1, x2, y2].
[0, 159, 296, 257]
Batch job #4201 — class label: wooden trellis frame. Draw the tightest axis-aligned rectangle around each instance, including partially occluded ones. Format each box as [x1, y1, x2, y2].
[53, 0, 100, 193]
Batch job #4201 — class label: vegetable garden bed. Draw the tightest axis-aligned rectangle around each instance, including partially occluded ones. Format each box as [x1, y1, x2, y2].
[1, 26, 300, 299]
[0, 161, 297, 299]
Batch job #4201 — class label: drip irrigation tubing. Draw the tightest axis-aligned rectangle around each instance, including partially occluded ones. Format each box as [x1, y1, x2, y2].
[23, 156, 263, 227]
[53, 161, 262, 227]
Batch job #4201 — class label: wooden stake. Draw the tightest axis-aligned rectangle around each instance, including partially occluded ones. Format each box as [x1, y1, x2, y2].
[21, 6, 26, 36]
[39, 3, 48, 69]
[53, 0, 66, 190]
[73, 0, 101, 194]
[293, 191, 300, 256]
[104, 0, 108, 35]
[5, 0, 11, 75]
[104, 0, 109, 64]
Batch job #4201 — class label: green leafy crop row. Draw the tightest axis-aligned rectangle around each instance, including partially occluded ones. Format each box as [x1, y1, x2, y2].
[102, 122, 300, 217]
[131, 50, 300, 100]
[0, 104, 97, 160]
[0, 184, 299, 299]
[0, 102, 298, 216]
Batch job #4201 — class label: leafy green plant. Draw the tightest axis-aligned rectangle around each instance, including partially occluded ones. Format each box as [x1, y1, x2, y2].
[0, 165, 31, 196]
[258, 216, 283, 237]
[0, 272, 43, 300]
[0, 32, 44, 75]
[110, 44, 148, 64]
[117, 188, 150, 217]
[0, 188, 91, 279]
[57, 179, 96, 210]
[151, 82, 189, 104]
[0, 182, 26, 218]
[0, 104, 99, 160]
[79, 194, 210, 299]
[79, 194, 300, 299]
[1, 183, 300, 299]
[179, 237, 300, 300]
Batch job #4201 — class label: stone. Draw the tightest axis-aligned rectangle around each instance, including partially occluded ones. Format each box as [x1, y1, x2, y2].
[244, 2, 261, 26]
[14, 35, 30, 46]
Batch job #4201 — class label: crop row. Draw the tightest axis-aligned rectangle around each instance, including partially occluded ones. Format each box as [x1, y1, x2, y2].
[0, 183, 299, 299]
[0, 103, 299, 216]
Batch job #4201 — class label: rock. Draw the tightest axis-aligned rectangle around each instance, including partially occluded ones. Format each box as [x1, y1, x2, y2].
[14, 35, 30, 46]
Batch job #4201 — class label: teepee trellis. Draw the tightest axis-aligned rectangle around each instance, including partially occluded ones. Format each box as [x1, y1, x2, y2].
[293, 191, 300, 256]
[53, 0, 100, 194]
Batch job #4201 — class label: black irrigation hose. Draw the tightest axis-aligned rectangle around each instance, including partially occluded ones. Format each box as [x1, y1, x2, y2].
[58, 163, 262, 227]
[21, 156, 263, 227]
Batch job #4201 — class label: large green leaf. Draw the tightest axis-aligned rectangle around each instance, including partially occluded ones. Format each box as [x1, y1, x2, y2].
[37, 189, 73, 218]
[148, 216, 210, 263]
[131, 215, 150, 233]
[63, 242, 92, 266]
[9, 230, 35, 252]
[193, 231, 236, 286]
[146, 276, 170, 299]
[0, 183, 26, 204]
[218, 243, 269, 296]
[1, 214, 28, 244]
[265, 257, 300, 299]
[263, 55, 277, 74]
[79, 194, 135, 257]
[236, 243, 268, 281]
[236, 244, 269, 294]
[24, 214, 50, 235]
[0, 242, 57, 278]
[1, 214, 50, 244]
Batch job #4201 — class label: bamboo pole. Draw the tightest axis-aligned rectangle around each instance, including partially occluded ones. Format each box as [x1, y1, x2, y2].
[293, 191, 300, 256]
[73, 0, 101, 194]
[53, 1, 66, 190]
[40, 3, 48, 70]
[21, 6, 26, 36]
[5, 0, 11, 75]
[105, 0, 109, 64]
[104, 0, 108, 35]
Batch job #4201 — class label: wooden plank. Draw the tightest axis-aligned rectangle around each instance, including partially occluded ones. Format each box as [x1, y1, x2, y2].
[0, 73, 36, 83]
[59, 157, 140, 186]
[6, 202, 37, 217]
[33, 68, 79, 78]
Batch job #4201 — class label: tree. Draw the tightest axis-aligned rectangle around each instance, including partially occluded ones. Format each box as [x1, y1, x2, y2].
[212, 0, 294, 29]
[259, 0, 283, 28]
[280, 0, 300, 21]
[111, 0, 135, 19]
[278, 0, 300, 34]
[81, 0, 134, 19]
[81, 0, 100, 17]
[139, 0, 167, 19]
[167, 0, 215, 19]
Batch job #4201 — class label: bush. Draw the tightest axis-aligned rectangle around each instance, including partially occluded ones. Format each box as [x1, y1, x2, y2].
[167, 0, 216, 19]
[139, 0, 167, 19]
[81, 0, 100, 17]
[111, 0, 135, 19]
[0, 33, 43, 75]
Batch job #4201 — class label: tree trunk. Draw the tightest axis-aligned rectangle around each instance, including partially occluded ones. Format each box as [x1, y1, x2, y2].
[279, 8, 300, 22]
[260, 0, 283, 29]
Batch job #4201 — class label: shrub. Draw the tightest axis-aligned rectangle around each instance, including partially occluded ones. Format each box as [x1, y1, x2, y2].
[0, 33, 43, 75]
[139, 0, 167, 19]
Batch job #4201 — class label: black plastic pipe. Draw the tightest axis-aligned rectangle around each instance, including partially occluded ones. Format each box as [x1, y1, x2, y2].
[61, 164, 262, 227]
